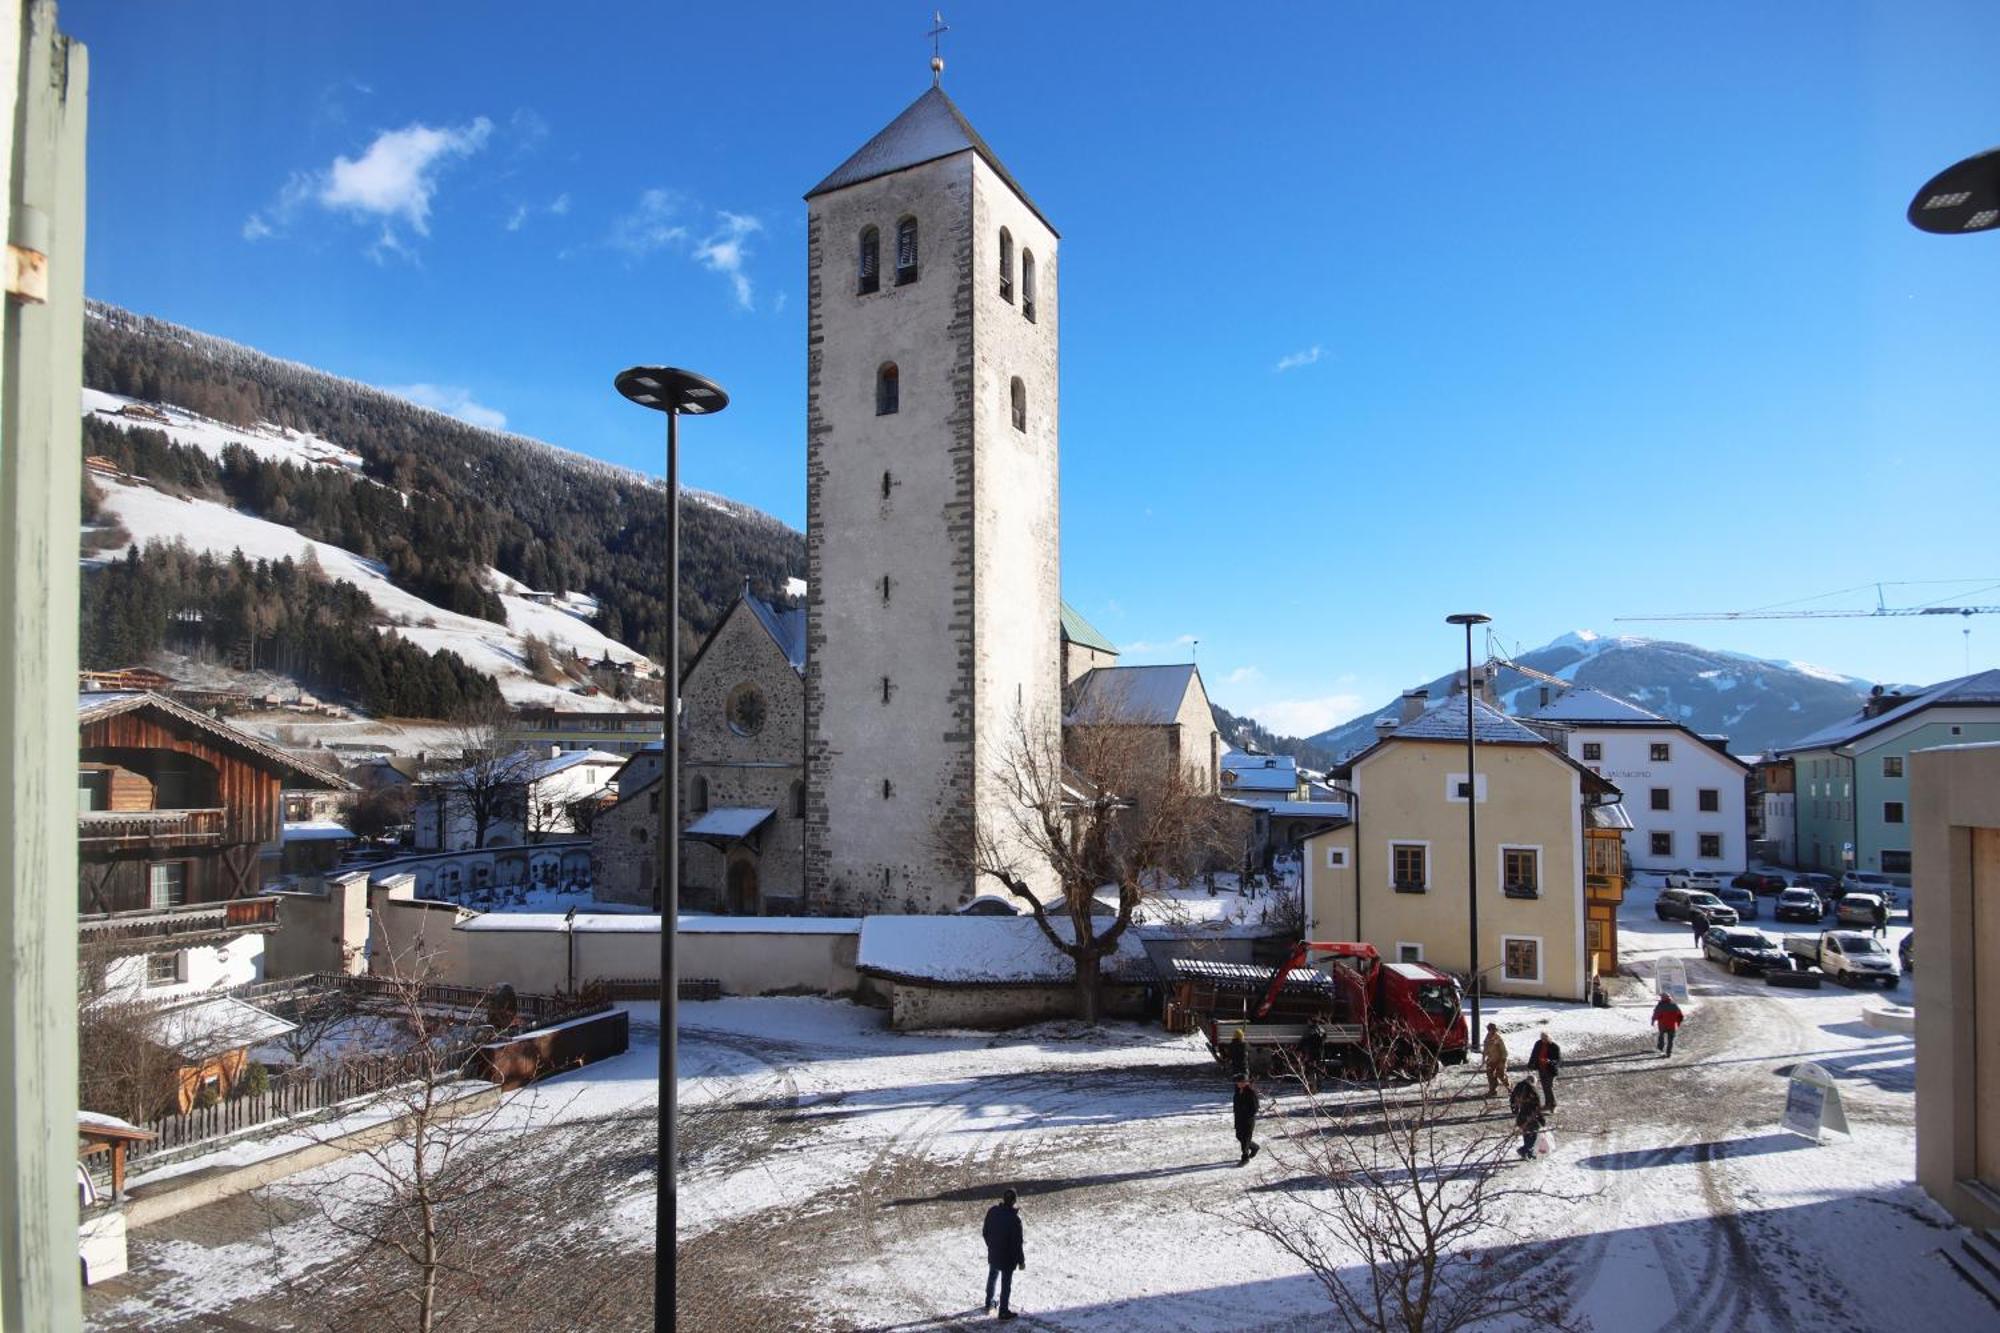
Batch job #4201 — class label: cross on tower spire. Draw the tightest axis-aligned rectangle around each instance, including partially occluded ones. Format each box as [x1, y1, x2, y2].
[927, 10, 949, 86]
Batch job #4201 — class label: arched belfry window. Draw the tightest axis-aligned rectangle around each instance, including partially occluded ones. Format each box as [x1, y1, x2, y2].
[895, 216, 919, 285]
[858, 226, 880, 295]
[998, 228, 1014, 302]
[1010, 377, 1027, 433]
[1022, 250, 1037, 322]
[876, 362, 899, 416]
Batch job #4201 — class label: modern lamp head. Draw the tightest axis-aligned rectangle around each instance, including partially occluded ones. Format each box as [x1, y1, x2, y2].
[1445, 613, 1492, 627]
[614, 366, 730, 415]
[1907, 148, 2000, 235]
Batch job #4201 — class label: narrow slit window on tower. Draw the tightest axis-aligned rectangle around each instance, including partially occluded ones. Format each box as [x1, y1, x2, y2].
[858, 226, 880, 294]
[1021, 249, 1037, 322]
[1010, 377, 1027, 432]
[876, 362, 899, 415]
[882, 778, 895, 800]
[880, 573, 892, 604]
[895, 216, 919, 284]
[998, 227, 1014, 302]
[881, 469, 894, 500]
[882, 675, 893, 704]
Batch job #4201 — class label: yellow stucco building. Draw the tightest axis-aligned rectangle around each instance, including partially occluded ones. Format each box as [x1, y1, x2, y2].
[1305, 693, 1626, 1001]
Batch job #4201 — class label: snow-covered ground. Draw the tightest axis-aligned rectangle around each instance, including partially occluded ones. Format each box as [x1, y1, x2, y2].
[85, 388, 365, 473]
[88, 880, 1974, 1332]
[87, 476, 655, 713]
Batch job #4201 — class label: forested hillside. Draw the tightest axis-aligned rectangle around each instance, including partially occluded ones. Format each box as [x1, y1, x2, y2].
[80, 304, 806, 709]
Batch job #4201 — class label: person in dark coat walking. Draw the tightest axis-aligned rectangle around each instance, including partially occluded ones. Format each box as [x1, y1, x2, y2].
[1528, 1030, 1561, 1111]
[1226, 1029, 1249, 1080]
[1871, 898, 1889, 941]
[1232, 1076, 1261, 1165]
[1511, 1075, 1544, 1158]
[1651, 994, 1684, 1056]
[1692, 914, 1709, 948]
[981, 1188, 1025, 1319]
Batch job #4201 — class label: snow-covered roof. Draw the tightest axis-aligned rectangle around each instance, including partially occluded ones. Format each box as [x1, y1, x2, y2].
[282, 819, 355, 842]
[806, 86, 1056, 234]
[1773, 669, 2000, 754]
[1060, 601, 1118, 655]
[1587, 802, 1636, 830]
[678, 916, 861, 935]
[1528, 686, 1668, 725]
[857, 916, 1154, 986]
[1067, 664, 1200, 726]
[1220, 757, 1298, 793]
[1392, 693, 1549, 746]
[1225, 799, 1352, 820]
[526, 749, 623, 781]
[77, 691, 353, 790]
[78, 1110, 153, 1140]
[147, 997, 295, 1061]
[685, 806, 776, 841]
[745, 594, 807, 675]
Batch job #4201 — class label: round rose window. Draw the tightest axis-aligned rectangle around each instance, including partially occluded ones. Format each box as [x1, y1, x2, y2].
[726, 683, 767, 737]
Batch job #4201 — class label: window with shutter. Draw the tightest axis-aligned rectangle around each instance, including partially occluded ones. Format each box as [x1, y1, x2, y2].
[876, 363, 899, 416]
[1021, 249, 1037, 321]
[998, 228, 1013, 301]
[858, 227, 879, 294]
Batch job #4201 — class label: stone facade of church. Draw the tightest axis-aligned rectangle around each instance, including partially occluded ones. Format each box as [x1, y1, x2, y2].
[802, 90, 1063, 914]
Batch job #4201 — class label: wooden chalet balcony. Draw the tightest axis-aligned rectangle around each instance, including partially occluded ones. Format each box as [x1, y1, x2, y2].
[77, 898, 280, 955]
[78, 807, 226, 850]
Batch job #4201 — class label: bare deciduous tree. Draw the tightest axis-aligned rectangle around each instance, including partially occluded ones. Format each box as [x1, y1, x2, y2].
[299, 962, 515, 1333]
[436, 700, 533, 849]
[939, 696, 1233, 1021]
[1227, 1054, 1588, 1333]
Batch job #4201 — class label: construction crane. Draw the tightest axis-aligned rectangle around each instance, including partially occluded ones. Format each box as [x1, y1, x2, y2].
[1618, 581, 2000, 623]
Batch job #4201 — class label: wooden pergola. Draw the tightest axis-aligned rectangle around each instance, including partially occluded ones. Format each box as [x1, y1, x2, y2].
[78, 1114, 155, 1199]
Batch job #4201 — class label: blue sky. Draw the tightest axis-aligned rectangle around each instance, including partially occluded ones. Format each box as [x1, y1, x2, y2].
[67, 2, 2000, 737]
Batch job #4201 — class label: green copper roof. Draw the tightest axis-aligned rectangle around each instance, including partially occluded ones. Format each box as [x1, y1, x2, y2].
[1061, 601, 1118, 656]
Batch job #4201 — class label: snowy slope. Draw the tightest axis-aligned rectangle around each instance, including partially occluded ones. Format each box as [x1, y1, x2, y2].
[1309, 629, 1872, 761]
[84, 387, 364, 474]
[89, 478, 655, 712]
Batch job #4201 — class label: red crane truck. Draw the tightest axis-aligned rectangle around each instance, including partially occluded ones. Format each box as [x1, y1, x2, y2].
[1170, 941, 1469, 1081]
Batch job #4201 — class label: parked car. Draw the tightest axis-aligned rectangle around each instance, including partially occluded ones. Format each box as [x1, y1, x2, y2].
[1663, 869, 1722, 890]
[1841, 871, 1900, 909]
[1836, 892, 1887, 928]
[1785, 930, 1899, 987]
[77, 1164, 128, 1286]
[1702, 926, 1792, 976]
[1900, 931, 1913, 977]
[1657, 887, 1738, 927]
[1715, 885, 1759, 920]
[1793, 873, 1841, 916]
[1731, 871, 1789, 895]
[1774, 887, 1825, 923]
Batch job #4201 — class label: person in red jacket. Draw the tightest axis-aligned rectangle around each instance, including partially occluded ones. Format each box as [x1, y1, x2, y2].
[1651, 994, 1685, 1057]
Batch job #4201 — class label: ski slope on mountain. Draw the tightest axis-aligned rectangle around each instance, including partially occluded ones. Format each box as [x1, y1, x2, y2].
[88, 477, 655, 712]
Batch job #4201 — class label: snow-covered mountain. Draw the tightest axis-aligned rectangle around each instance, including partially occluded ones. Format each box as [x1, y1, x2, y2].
[1307, 630, 1872, 761]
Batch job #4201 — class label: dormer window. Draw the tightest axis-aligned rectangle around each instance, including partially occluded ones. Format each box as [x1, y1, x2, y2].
[876, 363, 899, 416]
[998, 228, 1014, 302]
[858, 226, 880, 295]
[895, 217, 919, 285]
[1021, 249, 1037, 322]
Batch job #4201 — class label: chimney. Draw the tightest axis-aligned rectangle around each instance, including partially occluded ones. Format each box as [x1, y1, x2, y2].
[1538, 685, 1551, 709]
[1399, 689, 1429, 724]
[1374, 717, 1400, 738]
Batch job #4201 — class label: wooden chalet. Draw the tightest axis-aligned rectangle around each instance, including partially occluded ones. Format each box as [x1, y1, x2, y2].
[77, 692, 352, 947]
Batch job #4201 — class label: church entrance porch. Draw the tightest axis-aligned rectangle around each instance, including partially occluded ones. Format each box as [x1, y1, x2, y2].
[685, 806, 777, 915]
[726, 853, 761, 915]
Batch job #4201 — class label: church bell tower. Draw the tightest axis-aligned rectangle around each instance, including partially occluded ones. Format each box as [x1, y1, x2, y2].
[801, 85, 1062, 913]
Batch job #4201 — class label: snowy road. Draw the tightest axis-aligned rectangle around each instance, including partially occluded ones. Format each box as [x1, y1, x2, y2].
[87, 880, 1979, 1331]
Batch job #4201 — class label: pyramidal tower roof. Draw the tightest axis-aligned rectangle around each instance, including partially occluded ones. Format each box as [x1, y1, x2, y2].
[806, 86, 1057, 235]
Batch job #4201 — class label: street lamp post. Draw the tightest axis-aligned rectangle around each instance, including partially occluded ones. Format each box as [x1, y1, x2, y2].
[614, 365, 728, 1331]
[1906, 147, 2000, 235]
[1446, 612, 1492, 1038]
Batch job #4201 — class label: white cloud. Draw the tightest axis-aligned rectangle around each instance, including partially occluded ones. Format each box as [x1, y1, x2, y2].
[549, 192, 571, 216]
[1242, 694, 1364, 737]
[384, 383, 507, 432]
[245, 118, 491, 254]
[608, 192, 764, 309]
[1275, 345, 1323, 372]
[505, 204, 530, 232]
[695, 211, 763, 309]
[1223, 666, 1262, 686]
[1120, 633, 1198, 655]
[319, 117, 493, 234]
[609, 188, 689, 256]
